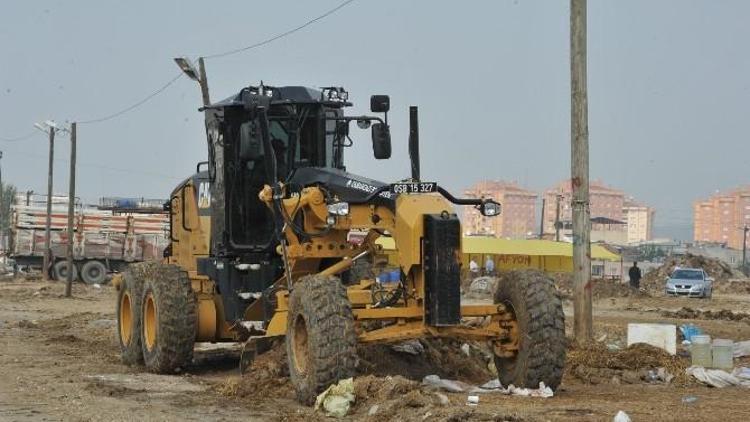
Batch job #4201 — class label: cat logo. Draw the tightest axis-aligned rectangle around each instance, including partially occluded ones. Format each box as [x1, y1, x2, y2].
[198, 182, 211, 209]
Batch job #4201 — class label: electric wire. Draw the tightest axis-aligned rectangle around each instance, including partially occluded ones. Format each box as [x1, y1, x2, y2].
[77, 71, 184, 125]
[0, 131, 38, 142]
[203, 0, 356, 59]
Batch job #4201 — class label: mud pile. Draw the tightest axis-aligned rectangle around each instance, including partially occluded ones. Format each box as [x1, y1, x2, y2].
[661, 307, 750, 324]
[553, 273, 650, 300]
[566, 343, 691, 386]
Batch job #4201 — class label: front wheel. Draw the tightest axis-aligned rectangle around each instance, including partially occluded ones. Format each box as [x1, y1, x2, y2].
[286, 274, 357, 405]
[493, 270, 566, 390]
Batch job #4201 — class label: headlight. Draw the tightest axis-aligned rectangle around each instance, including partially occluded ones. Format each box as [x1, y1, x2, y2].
[327, 202, 350, 216]
[691, 285, 703, 291]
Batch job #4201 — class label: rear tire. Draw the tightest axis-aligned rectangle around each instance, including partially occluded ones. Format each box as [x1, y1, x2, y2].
[286, 274, 357, 405]
[493, 270, 566, 390]
[140, 264, 196, 373]
[81, 260, 108, 285]
[53, 260, 78, 282]
[117, 263, 150, 365]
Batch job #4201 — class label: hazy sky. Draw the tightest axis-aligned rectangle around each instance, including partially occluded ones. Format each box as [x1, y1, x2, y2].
[1, 1, 749, 240]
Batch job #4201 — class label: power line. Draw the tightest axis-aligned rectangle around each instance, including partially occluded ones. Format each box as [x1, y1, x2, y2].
[203, 0, 356, 59]
[77, 71, 184, 125]
[0, 131, 39, 143]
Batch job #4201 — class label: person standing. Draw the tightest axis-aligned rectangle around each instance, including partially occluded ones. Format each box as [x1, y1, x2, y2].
[484, 256, 495, 276]
[629, 261, 642, 289]
[469, 258, 479, 279]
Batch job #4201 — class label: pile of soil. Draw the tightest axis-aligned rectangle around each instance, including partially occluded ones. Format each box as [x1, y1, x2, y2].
[218, 337, 494, 401]
[661, 307, 750, 324]
[642, 254, 744, 292]
[553, 273, 650, 300]
[566, 342, 691, 386]
[215, 339, 292, 398]
[358, 338, 493, 385]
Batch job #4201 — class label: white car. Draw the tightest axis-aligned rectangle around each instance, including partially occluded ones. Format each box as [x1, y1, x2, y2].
[664, 267, 713, 299]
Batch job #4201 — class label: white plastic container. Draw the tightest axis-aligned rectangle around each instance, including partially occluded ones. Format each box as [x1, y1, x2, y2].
[627, 323, 677, 355]
[712, 339, 734, 370]
[691, 335, 712, 367]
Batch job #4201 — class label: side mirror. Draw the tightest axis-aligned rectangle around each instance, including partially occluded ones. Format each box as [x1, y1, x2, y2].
[370, 95, 390, 113]
[479, 200, 502, 217]
[371, 123, 391, 159]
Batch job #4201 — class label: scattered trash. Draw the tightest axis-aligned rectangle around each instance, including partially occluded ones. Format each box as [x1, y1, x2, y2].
[712, 339, 734, 370]
[613, 410, 631, 422]
[681, 395, 698, 404]
[92, 283, 102, 289]
[607, 343, 622, 351]
[433, 392, 449, 406]
[422, 374, 470, 393]
[367, 404, 379, 416]
[422, 375, 553, 397]
[734, 340, 750, 358]
[460, 343, 471, 357]
[391, 339, 424, 355]
[691, 335, 712, 367]
[627, 323, 677, 355]
[679, 324, 704, 343]
[686, 366, 750, 388]
[466, 395, 479, 406]
[314, 378, 355, 418]
[466, 276, 497, 297]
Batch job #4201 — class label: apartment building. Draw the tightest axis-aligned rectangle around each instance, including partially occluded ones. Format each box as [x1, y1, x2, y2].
[693, 186, 750, 250]
[462, 180, 537, 239]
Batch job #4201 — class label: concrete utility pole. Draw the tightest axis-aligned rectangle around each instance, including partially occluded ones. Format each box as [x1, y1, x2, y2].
[197, 57, 211, 107]
[0, 151, 3, 252]
[555, 194, 562, 242]
[65, 123, 77, 297]
[539, 198, 546, 239]
[743, 225, 749, 274]
[571, 0, 593, 342]
[43, 127, 55, 280]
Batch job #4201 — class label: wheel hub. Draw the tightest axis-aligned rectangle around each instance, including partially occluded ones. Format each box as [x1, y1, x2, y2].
[291, 314, 309, 375]
[119, 292, 132, 344]
[144, 293, 157, 351]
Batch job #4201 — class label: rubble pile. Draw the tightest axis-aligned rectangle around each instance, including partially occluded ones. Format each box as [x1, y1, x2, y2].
[566, 342, 691, 386]
[661, 307, 750, 324]
[553, 273, 649, 300]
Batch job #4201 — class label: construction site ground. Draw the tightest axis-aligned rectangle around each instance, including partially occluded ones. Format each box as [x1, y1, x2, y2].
[2, 277, 750, 421]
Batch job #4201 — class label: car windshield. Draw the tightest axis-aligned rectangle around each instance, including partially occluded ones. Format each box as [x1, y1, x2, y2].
[671, 270, 703, 280]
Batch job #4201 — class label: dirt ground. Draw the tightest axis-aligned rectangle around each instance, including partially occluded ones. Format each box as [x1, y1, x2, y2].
[2, 277, 750, 421]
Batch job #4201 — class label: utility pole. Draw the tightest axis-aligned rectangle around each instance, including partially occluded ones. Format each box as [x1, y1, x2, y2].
[555, 194, 562, 242]
[65, 123, 77, 297]
[571, 0, 593, 342]
[742, 225, 748, 274]
[0, 151, 3, 253]
[539, 198, 546, 239]
[197, 57, 211, 107]
[43, 127, 55, 280]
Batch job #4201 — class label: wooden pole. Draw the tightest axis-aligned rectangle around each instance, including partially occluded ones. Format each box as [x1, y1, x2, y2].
[571, 0, 593, 342]
[65, 123, 77, 297]
[42, 128, 55, 280]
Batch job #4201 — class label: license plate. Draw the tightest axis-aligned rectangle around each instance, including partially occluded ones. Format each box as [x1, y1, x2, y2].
[391, 182, 437, 194]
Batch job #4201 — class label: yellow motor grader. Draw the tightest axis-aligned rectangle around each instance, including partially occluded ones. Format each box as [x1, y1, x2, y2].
[115, 83, 565, 404]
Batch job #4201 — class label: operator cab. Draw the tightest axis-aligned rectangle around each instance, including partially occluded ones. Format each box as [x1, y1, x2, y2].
[202, 84, 390, 256]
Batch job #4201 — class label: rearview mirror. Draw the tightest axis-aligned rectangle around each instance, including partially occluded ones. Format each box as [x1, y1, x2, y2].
[479, 200, 502, 217]
[371, 123, 391, 159]
[370, 95, 390, 113]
